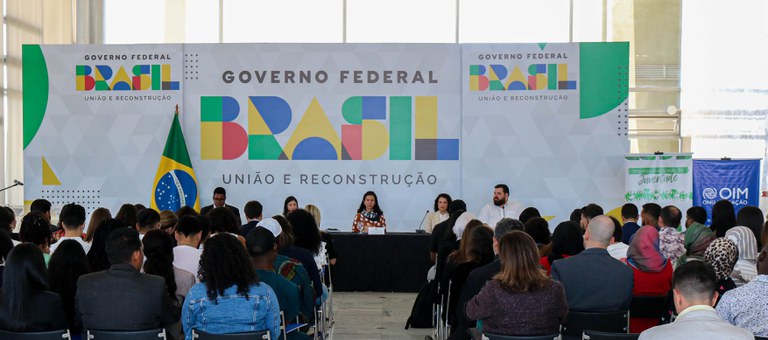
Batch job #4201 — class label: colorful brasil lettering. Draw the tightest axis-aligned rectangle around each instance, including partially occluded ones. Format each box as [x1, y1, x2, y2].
[200, 96, 459, 161]
[469, 64, 576, 91]
[75, 64, 180, 91]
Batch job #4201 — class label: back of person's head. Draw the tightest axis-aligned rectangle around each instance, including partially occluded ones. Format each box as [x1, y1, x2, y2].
[286, 209, 322, 255]
[48, 239, 90, 324]
[0, 243, 48, 330]
[159, 210, 178, 232]
[19, 211, 52, 247]
[197, 215, 212, 242]
[525, 217, 551, 246]
[711, 200, 736, 237]
[736, 205, 764, 248]
[609, 216, 623, 243]
[29, 199, 52, 215]
[199, 233, 257, 302]
[273, 215, 295, 248]
[176, 215, 203, 237]
[518, 207, 541, 224]
[586, 215, 614, 247]
[686, 206, 708, 225]
[136, 208, 161, 232]
[105, 227, 141, 265]
[244, 200, 263, 220]
[59, 203, 86, 230]
[549, 221, 585, 263]
[704, 237, 738, 282]
[448, 199, 467, 214]
[621, 203, 639, 220]
[0, 206, 15, 232]
[466, 226, 494, 264]
[450, 219, 484, 262]
[581, 204, 604, 220]
[660, 205, 682, 229]
[208, 206, 238, 234]
[246, 227, 276, 258]
[115, 203, 138, 228]
[175, 205, 199, 219]
[673, 261, 717, 309]
[87, 218, 126, 272]
[134, 203, 147, 211]
[0, 231, 13, 264]
[569, 209, 582, 224]
[495, 218, 524, 240]
[304, 204, 322, 227]
[85, 207, 112, 242]
[494, 231, 549, 293]
[142, 229, 177, 298]
[641, 203, 662, 225]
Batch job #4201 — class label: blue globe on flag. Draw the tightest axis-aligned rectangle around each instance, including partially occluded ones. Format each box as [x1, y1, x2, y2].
[154, 169, 198, 211]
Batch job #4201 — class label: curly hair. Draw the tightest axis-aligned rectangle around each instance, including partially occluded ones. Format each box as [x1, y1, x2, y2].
[198, 233, 258, 303]
[286, 209, 322, 255]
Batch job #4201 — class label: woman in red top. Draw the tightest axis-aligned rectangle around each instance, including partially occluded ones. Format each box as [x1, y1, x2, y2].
[622, 225, 673, 333]
[539, 221, 584, 275]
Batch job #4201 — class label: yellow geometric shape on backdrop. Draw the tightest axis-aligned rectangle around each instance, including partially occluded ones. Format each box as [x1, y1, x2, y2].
[606, 206, 623, 222]
[543, 216, 555, 222]
[42, 156, 61, 186]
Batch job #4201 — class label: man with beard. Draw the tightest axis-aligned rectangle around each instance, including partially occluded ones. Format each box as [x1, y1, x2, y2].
[477, 184, 520, 229]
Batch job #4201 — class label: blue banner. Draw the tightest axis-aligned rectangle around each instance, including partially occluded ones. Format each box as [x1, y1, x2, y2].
[692, 159, 761, 225]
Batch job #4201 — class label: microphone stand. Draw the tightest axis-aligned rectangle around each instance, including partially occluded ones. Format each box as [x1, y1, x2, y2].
[415, 210, 429, 234]
[0, 182, 21, 193]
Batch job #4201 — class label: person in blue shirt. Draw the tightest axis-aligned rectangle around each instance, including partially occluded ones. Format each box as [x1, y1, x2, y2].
[182, 233, 280, 339]
[621, 203, 641, 244]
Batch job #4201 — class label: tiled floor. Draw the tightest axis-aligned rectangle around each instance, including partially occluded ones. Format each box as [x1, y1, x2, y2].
[330, 292, 432, 340]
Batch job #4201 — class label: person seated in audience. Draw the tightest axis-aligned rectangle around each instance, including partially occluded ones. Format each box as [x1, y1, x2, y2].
[579, 203, 603, 232]
[621, 203, 641, 244]
[115, 203, 138, 229]
[144, 229, 195, 300]
[85, 218, 125, 272]
[552, 215, 633, 312]
[136, 208, 161, 240]
[518, 207, 541, 225]
[241, 200, 264, 237]
[735, 205, 764, 249]
[455, 218, 523, 340]
[51, 203, 90, 255]
[607, 216, 629, 259]
[270, 216, 318, 322]
[676, 222, 715, 267]
[0, 243, 66, 332]
[658, 205, 685, 266]
[0, 231, 13, 285]
[160, 210, 179, 240]
[711, 200, 736, 238]
[352, 191, 386, 232]
[287, 209, 329, 304]
[725, 226, 758, 286]
[425, 193, 452, 234]
[283, 196, 298, 216]
[435, 212, 474, 288]
[207, 207, 246, 247]
[48, 239, 90, 334]
[685, 206, 707, 229]
[173, 216, 204, 282]
[466, 231, 567, 336]
[539, 221, 584, 275]
[717, 242, 768, 337]
[84, 207, 111, 243]
[76, 227, 179, 331]
[622, 225, 673, 333]
[703, 237, 738, 306]
[0, 207, 19, 246]
[524, 217, 550, 251]
[304, 204, 338, 266]
[19, 211, 54, 264]
[569, 208, 582, 225]
[640, 203, 661, 228]
[30, 199, 57, 234]
[246, 227, 310, 340]
[430, 200, 467, 263]
[639, 261, 752, 340]
[182, 233, 280, 340]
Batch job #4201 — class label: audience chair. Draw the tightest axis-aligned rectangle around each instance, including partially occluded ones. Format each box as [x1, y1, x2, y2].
[483, 333, 559, 340]
[0, 329, 71, 339]
[560, 310, 629, 339]
[629, 295, 669, 324]
[87, 328, 165, 339]
[192, 329, 270, 339]
[582, 330, 640, 340]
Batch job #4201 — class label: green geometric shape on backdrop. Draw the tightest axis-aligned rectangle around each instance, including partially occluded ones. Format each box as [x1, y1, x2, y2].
[579, 42, 629, 119]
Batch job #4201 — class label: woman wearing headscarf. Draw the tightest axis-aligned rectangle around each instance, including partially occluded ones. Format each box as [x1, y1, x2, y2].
[725, 226, 758, 286]
[539, 221, 584, 275]
[622, 225, 673, 333]
[704, 237, 738, 306]
[676, 222, 716, 267]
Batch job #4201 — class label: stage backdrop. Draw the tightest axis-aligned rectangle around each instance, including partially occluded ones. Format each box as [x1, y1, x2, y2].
[624, 153, 693, 223]
[693, 159, 761, 225]
[23, 42, 628, 231]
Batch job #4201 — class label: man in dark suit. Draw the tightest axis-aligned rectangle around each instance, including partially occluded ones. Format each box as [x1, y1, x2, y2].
[200, 187, 241, 225]
[621, 203, 641, 244]
[76, 227, 179, 331]
[552, 215, 634, 312]
[240, 200, 263, 237]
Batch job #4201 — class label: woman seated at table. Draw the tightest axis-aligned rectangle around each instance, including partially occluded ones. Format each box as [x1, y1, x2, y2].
[425, 193, 452, 233]
[283, 196, 298, 217]
[352, 191, 386, 233]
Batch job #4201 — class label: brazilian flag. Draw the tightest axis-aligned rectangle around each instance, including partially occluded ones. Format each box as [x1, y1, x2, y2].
[151, 105, 200, 212]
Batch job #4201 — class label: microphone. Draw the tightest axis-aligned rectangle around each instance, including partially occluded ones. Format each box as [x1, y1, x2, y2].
[415, 210, 430, 233]
[13, 179, 23, 186]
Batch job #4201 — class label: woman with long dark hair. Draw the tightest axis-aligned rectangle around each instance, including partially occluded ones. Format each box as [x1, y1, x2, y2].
[425, 193, 452, 233]
[735, 205, 764, 249]
[283, 196, 298, 216]
[87, 218, 126, 272]
[182, 233, 280, 339]
[48, 239, 90, 333]
[114, 203, 138, 228]
[143, 229, 195, 300]
[352, 191, 385, 232]
[84, 207, 111, 243]
[539, 221, 584, 274]
[711, 199, 736, 238]
[0, 243, 67, 331]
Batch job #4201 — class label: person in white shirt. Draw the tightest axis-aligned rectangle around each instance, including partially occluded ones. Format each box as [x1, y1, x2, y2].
[50, 203, 90, 255]
[477, 184, 520, 228]
[425, 193, 452, 233]
[606, 216, 629, 259]
[173, 215, 203, 281]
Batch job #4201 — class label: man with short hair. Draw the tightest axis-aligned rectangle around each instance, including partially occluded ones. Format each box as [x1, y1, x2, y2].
[50, 203, 90, 254]
[477, 184, 520, 228]
[30, 198, 57, 233]
[76, 227, 179, 331]
[621, 203, 640, 244]
[640, 261, 752, 339]
[716, 244, 768, 337]
[135, 208, 161, 239]
[685, 206, 707, 229]
[658, 205, 685, 265]
[579, 203, 604, 231]
[552, 215, 633, 312]
[241, 200, 263, 237]
[173, 216, 204, 281]
[641, 203, 661, 228]
[200, 187, 241, 225]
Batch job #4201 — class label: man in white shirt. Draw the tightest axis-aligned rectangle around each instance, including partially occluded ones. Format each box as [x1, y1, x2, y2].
[50, 203, 90, 254]
[477, 184, 520, 228]
[173, 215, 203, 281]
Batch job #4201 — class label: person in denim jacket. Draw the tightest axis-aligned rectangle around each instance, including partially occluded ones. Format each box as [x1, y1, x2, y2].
[182, 233, 280, 339]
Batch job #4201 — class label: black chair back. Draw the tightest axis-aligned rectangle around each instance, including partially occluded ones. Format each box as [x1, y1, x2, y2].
[583, 330, 640, 340]
[629, 295, 669, 321]
[483, 333, 559, 340]
[192, 329, 270, 339]
[87, 329, 165, 340]
[560, 310, 629, 337]
[0, 329, 70, 340]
